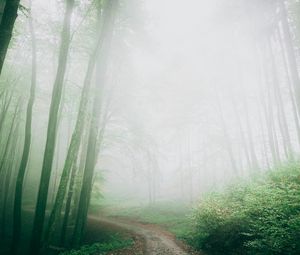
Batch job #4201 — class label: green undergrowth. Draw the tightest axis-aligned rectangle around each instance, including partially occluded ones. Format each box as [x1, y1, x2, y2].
[59, 235, 133, 255]
[107, 201, 194, 239]
[190, 161, 300, 255]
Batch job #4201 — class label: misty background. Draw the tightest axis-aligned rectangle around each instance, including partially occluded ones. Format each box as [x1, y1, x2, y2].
[7, 0, 296, 207]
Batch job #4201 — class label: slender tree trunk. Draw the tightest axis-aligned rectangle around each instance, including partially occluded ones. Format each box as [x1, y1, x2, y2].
[72, 0, 118, 245]
[50, 73, 68, 206]
[187, 133, 193, 203]
[0, 91, 13, 136]
[60, 163, 78, 246]
[279, 0, 300, 113]
[43, 7, 106, 247]
[51, 135, 61, 206]
[215, 88, 238, 175]
[259, 43, 281, 164]
[70, 128, 89, 223]
[238, 76, 259, 170]
[258, 103, 270, 169]
[11, 7, 37, 254]
[0, 102, 20, 213]
[0, 1, 6, 25]
[29, 1, 75, 254]
[0, 0, 20, 75]
[267, 37, 293, 158]
[276, 27, 300, 148]
[0, 102, 19, 175]
[1, 121, 18, 238]
[231, 94, 251, 169]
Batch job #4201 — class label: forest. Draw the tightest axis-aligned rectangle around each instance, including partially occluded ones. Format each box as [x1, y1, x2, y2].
[0, 0, 300, 254]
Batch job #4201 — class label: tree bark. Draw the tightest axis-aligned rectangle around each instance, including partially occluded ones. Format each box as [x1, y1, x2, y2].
[11, 6, 37, 254]
[0, 1, 6, 27]
[72, 0, 118, 245]
[43, 5, 106, 247]
[1, 119, 19, 239]
[0, 0, 20, 75]
[0, 101, 19, 175]
[60, 163, 78, 246]
[0, 91, 13, 136]
[29, 1, 75, 254]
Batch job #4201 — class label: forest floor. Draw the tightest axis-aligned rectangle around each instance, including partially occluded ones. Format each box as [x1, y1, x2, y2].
[0, 204, 201, 255]
[88, 215, 200, 255]
[87, 201, 202, 254]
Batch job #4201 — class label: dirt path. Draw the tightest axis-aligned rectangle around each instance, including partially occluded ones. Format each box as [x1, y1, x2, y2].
[89, 216, 191, 255]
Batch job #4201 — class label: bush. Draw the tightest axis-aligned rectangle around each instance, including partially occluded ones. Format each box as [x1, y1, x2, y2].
[59, 235, 133, 255]
[190, 162, 300, 255]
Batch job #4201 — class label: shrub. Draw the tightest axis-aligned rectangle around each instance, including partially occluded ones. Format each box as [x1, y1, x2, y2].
[59, 235, 133, 255]
[190, 162, 300, 255]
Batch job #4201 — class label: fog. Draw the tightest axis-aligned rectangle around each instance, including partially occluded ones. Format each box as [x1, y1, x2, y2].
[0, 0, 299, 253]
[14, 0, 297, 206]
[95, 0, 298, 203]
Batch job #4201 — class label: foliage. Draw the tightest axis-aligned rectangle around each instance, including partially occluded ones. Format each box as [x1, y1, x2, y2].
[190, 162, 300, 255]
[59, 235, 133, 255]
[108, 201, 193, 239]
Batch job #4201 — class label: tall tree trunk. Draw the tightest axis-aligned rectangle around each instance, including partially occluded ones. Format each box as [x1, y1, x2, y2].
[267, 37, 293, 158]
[0, 1, 6, 25]
[276, 27, 300, 148]
[29, 1, 75, 254]
[1, 121, 19, 238]
[0, 0, 20, 75]
[215, 88, 238, 176]
[0, 91, 13, 136]
[0, 101, 20, 219]
[72, 0, 118, 245]
[0, 101, 19, 175]
[43, 6, 106, 247]
[186, 132, 193, 203]
[258, 43, 281, 164]
[279, 0, 300, 113]
[50, 72, 69, 206]
[257, 102, 270, 169]
[11, 7, 37, 254]
[70, 128, 89, 223]
[231, 94, 251, 169]
[60, 163, 78, 246]
[236, 71, 259, 170]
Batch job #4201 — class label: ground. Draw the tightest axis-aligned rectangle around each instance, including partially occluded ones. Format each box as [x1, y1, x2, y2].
[88, 216, 200, 255]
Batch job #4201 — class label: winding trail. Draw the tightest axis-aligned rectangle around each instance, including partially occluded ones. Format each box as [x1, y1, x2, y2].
[89, 216, 191, 255]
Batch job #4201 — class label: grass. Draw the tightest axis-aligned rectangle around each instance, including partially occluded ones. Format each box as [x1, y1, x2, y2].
[105, 201, 194, 240]
[59, 235, 133, 255]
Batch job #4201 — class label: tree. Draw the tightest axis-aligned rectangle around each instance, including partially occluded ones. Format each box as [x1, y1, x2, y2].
[0, 1, 6, 25]
[0, 0, 20, 75]
[29, 0, 75, 253]
[72, 0, 118, 245]
[11, 2, 37, 253]
[44, 2, 106, 247]
[279, 0, 300, 113]
[1, 112, 19, 238]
